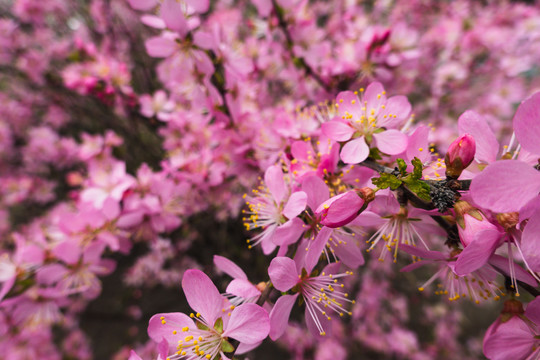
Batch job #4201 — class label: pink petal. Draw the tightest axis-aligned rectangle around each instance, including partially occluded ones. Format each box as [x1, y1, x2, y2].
[521, 209, 540, 272]
[364, 82, 386, 117]
[182, 269, 223, 326]
[302, 175, 329, 210]
[161, 0, 189, 37]
[213, 255, 247, 280]
[321, 121, 354, 142]
[252, 0, 272, 16]
[340, 137, 369, 164]
[378, 95, 411, 128]
[304, 227, 332, 274]
[335, 91, 363, 120]
[127, 0, 157, 11]
[223, 303, 269, 344]
[53, 240, 81, 265]
[272, 218, 305, 247]
[36, 264, 68, 285]
[147, 312, 194, 344]
[513, 91, 540, 155]
[264, 165, 286, 205]
[406, 126, 430, 163]
[399, 244, 447, 260]
[282, 191, 307, 219]
[331, 233, 365, 268]
[140, 15, 166, 29]
[226, 279, 260, 299]
[483, 317, 535, 360]
[185, 0, 209, 13]
[454, 228, 502, 276]
[193, 31, 217, 51]
[489, 255, 537, 287]
[373, 129, 408, 155]
[128, 350, 143, 360]
[145, 37, 177, 58]
[268, 257, 299, 292]
[525, 296, 540, 325]
[470, 160, 540, 213]
[458, 110, 499, 164]
[269, 294, 298, 340]
[290, 140, 315, 162]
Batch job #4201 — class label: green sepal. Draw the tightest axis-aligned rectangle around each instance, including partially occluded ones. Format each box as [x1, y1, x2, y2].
[301, 268, 308, 278]
[214, 318, 224, 333]
[372, 173, 402, 190]
[221, 339, 235, 353]
[197, 322, 210, 331]
[369, 147, 382, 160]
[396, 158, 407, 176]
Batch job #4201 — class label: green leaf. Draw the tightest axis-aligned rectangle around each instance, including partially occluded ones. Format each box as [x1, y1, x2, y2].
[411, 157, 424, 180]
[221, 339, 235, 353]
[403, 178, 431, 202]
[213, 318, 224, 333]
[372, 173, 402, 190]
[396, 158, 407, 176]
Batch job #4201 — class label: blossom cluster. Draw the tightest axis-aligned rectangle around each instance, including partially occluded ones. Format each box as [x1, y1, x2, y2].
[0, 0, 540, 359]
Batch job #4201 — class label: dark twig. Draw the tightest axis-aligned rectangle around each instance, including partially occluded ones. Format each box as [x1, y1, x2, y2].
[271, 0, 332, 93]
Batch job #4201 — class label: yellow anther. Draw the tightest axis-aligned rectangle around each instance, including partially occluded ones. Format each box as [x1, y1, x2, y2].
[182, 326, 189, 332]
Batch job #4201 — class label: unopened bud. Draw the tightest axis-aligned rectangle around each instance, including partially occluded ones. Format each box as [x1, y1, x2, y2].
[316, 188, 374, 228]
[444, 134, 476, 179]
[454, 200, 497, 247]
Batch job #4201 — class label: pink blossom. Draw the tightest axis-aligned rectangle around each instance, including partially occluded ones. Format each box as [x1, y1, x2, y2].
[268, 257, 353, 338]
[148, 269, 269, 359]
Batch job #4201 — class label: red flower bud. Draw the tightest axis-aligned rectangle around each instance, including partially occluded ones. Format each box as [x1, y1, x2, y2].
[445, 133, 476, 179]
[315, 188, 374, 228]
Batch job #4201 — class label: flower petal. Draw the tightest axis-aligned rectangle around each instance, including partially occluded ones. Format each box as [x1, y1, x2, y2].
[304, 226, 332, 274]
[268, 257, 299, 292]
[182, 269, 223, 326]
[272, 218, 305, 247]
[226, 279, 260, 300]
[161, 0, 188, 37]
[213, 255, 247, 280]
[282, 191, 307, 219]
[483, 317, 535, 360]
[145, 37, 177, 58]
[454, 228, 502, 276]
[321, 121, 354, 142]
[223, 303, 269, 344]
[513, 91, 540, 155]
[147, 312, 194, 344]
[340, 137, 369, 164]
[373, 129, 408, 155]
[406, 125, 430, 163]
[470, 160, 540, 213]
[521, 209, 540, 272]
[458, 110, 499, 164]
[269, 294, 298, 340]
[264, 165, 287, 205]
[525, 296, 540, 325]
[378, 95, 411, 128]
[302, 175, 329, 210]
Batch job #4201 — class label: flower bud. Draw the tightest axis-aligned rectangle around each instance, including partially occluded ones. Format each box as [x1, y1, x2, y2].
[444, 133, 476, 179]
[454, 200, 497, 247]
[315, 188, 374, 228]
